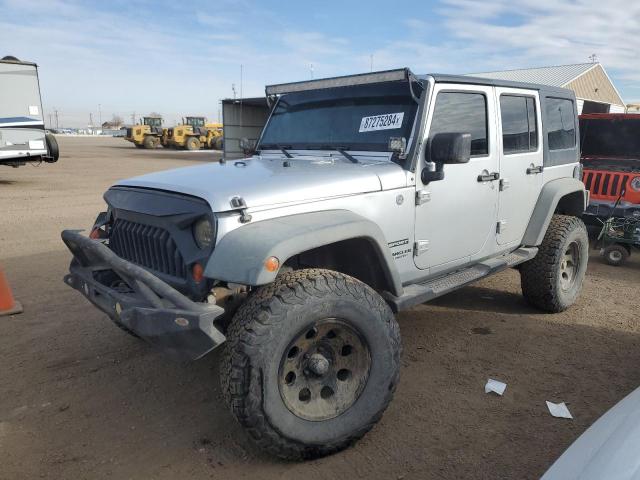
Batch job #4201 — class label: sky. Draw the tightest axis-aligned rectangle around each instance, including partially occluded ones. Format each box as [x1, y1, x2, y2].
[2, 0, 639, 128]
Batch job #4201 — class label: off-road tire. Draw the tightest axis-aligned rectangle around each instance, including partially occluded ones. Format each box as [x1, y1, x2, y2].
[185, 136, 200, 150]
[220, 269, 401, 460]
[520, 214, 588, 312]
[143, 135, 157, 149]
[603, 244, 629, 267]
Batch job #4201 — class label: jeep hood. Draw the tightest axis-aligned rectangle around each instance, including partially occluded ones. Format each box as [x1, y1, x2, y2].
[114, 156, 406, 211]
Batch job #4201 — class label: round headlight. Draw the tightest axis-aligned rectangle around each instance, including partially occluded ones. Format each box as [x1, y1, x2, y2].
[630, 176, 640, 192]
[193, 217, 214, 249]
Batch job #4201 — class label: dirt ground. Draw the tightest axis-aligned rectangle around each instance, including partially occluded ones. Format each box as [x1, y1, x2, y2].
[1, 136, 639, 480]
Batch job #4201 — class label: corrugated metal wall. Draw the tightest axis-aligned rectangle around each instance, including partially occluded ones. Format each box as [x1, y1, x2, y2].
[222, 99, 270, 159]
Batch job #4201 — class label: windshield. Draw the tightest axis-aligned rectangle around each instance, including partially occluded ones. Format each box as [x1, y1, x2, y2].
[259, 82, 421, 152]
[186, 117, 205, 128]
[145, 117, 162, 127]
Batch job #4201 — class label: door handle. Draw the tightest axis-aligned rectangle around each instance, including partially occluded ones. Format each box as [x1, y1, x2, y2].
[526, 165, 544, 174]
[477, 172, 500, 182]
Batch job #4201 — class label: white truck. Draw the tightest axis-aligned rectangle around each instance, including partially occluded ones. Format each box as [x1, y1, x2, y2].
[0, 56, 59, 167]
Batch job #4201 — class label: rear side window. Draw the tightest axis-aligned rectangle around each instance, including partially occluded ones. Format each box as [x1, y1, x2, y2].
[500, 95, 538, 154]
[429, 92, 488, 156]
[545, 98, 576, 150]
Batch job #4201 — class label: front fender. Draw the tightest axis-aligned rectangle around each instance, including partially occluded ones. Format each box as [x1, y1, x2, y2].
[522, 177, 587, 246]
[205, 210, 404, 296]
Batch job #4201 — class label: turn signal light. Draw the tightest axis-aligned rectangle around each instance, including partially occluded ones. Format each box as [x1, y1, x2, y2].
[192, 263, 204, 283]
[89, 227, 106, 239]
[264, 256, 280, 272]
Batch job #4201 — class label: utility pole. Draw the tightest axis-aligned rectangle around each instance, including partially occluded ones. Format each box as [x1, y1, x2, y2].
[131, 112, 136, 125]
[54, 110, 59, 129]
[232, 83, 236, 100]
[48, 113, 53, 129]
[240, 64, 244, 130]
[98, 104, 102, 126]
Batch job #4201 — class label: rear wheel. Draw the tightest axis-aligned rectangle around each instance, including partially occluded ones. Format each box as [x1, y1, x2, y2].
[185, 136, 200, 150]
[603, 244, 629, 266]
[220, 269, 401, 460]
[520, 214, 588, 312]
[45, 133, 59, 162]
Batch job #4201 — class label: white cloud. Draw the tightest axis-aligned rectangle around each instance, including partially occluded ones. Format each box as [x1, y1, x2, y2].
[2, 0, 639, 127]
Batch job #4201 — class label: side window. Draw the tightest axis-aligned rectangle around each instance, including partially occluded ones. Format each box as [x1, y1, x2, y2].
[429, 92, 488, 156]
[545, 98, 576, 150]
[499, 95, 538, 154]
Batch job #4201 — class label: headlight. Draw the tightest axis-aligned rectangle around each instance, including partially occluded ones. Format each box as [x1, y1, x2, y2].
[630, 176, 640, 192]
[193, 217, 214, 249]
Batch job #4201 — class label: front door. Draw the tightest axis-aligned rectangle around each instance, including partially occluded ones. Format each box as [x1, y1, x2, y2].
[495, 88, 544, 245]
[414, 84, 500, 272]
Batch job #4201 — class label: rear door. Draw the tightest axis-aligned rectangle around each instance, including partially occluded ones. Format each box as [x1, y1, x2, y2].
[495, 88, 543, 245]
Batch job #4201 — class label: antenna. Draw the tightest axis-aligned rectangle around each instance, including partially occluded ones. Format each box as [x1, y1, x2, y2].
[232, 83, 237, 100]
[589, 53, 598, 63]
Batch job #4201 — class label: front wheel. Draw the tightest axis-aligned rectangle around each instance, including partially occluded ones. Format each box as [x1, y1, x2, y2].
[520, 214, 589, 312]
[185, 136, 200, 150]
[220, 269, 401, 460]
[602, 244, 629, 266]
[143, 135, 158, 149]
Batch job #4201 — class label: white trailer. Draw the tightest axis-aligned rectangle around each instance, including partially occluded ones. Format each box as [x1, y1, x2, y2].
[0, 56, 58, 167]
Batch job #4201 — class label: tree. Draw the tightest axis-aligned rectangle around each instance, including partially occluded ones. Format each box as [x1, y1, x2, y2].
[110, 115, 123, 127]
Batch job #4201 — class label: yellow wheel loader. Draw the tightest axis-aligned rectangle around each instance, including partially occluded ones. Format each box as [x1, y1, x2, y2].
[124, 116, 167, 149]
[167, 116, 223, 150]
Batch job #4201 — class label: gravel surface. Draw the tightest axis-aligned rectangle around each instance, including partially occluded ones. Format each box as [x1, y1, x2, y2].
[1, 136, 639, 479]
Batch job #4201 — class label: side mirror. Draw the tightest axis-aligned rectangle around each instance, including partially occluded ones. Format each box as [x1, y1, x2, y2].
[429, 132, 471, 164]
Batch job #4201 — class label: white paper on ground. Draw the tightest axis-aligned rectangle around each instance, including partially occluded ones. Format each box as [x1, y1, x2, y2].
[28, 140, 45, 150]
[485, 378, 507, 396]
[546, 401, 573, 419]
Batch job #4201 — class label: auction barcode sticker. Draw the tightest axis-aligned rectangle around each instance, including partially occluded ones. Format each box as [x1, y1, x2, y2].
[359, 112, 404, 132]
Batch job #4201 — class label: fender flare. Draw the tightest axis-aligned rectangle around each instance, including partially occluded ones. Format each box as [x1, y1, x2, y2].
[522, 177, 587, 246]
[205, 210, 404, 296]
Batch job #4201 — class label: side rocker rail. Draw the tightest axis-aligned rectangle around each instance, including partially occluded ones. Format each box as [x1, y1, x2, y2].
[61, 230, 226, 361]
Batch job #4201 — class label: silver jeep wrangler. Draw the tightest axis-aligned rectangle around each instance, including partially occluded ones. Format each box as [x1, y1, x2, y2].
[62, 68, 588, 459]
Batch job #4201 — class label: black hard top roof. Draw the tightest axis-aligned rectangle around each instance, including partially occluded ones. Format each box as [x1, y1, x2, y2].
[426, 73, 574, 97]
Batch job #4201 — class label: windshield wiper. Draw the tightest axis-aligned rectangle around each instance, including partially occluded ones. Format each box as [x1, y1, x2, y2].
[317, 145, 358, 164]
[337, 148, 358, 164]
[260, 143, 292, 158]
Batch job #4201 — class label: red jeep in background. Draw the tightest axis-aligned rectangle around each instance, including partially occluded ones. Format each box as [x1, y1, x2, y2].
[580, 114, 640, 231]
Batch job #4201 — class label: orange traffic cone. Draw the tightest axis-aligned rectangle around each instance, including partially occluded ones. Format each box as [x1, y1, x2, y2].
[0, 268, 22, 316]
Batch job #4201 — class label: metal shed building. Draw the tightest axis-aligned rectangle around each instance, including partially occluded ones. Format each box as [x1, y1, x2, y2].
[221, 97, 270, 159]
[468, 63, 626, 114]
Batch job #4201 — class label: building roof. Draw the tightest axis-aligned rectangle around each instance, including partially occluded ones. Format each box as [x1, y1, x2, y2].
[467, 63, 598, 88]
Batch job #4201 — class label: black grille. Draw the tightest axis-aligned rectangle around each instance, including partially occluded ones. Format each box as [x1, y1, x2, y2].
[109, 219, 186, 278]
[126, 127, 133, 137]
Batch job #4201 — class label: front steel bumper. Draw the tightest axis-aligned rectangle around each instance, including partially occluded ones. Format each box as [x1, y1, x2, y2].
[61, 230, 226, 361]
